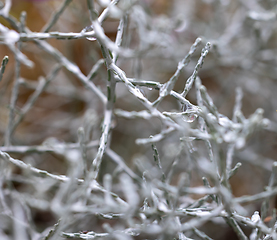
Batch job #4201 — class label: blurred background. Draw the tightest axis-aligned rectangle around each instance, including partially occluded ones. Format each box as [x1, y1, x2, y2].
[0, 0, 277, 239]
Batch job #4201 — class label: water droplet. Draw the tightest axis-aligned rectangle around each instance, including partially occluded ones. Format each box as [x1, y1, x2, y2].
[182, 113, 197, 123]
[181, 104, 198, 123]
[81, 25, 96, 41]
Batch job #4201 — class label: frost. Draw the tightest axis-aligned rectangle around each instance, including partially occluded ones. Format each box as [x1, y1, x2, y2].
[251, 211, 260, 223]
[0, 24, 19, 44]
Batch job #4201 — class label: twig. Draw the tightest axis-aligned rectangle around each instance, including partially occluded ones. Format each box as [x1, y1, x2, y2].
[113, 15, 128, 62]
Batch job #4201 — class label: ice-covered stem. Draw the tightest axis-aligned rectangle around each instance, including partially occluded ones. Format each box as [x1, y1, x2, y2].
[269, 162, 277, 188]
[78, 127, 88, 177]
[88, 1, 119, 180]
[113, 15, 128, 63]
[0, 151, 84, 183]
[226, 144, 235, 180]
[136, 127, 175, 145]
[19, 31, 97, 41]
[89, 106, 113, 179]
[151, 141, 165, 181]
[180, 206, 224, 231]
[5, 11, 26, 146]
[199, 85, 219, 120]
[181, 42, 211, 98]
[228, 162, 242, 180]
[195, 77, 213, 161]
[0, 55, 9, 82]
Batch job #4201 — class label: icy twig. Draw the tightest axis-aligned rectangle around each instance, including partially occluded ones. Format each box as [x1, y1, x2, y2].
[136, 127, 175, 145]
[0, 140, 98, 154]
[114, 109, 153, 119]
[0, 151, 84, 183]
[181, 42, 211, 98]
[112, 14, 128, 62]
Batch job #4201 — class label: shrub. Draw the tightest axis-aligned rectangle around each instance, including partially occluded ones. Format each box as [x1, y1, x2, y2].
[0, 0, 276, 239]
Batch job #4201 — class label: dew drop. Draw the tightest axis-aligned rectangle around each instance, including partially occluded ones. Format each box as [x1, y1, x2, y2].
[182, 113, 197, 123]
[181, 104, 199, 123]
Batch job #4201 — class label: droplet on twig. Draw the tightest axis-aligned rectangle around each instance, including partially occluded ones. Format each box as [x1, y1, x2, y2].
[182, 113, 197, 123]
[181, 104, 198, 123]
